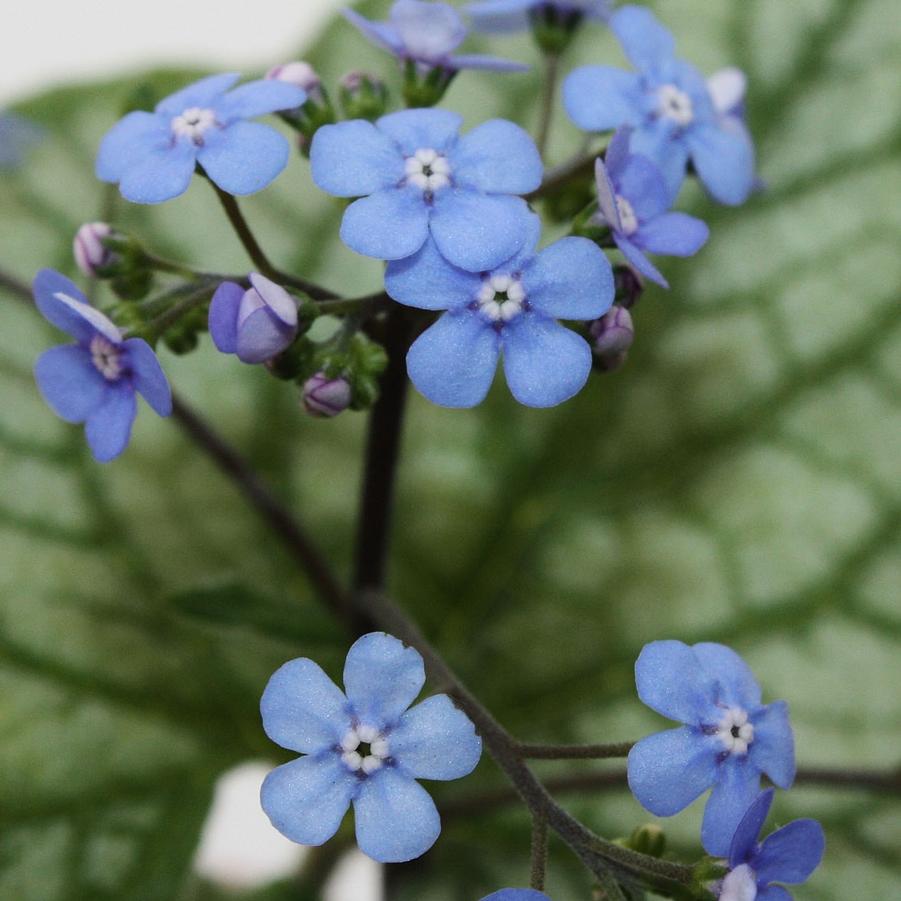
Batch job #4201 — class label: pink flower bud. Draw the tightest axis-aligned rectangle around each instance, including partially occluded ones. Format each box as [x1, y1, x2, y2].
[302, 372, 352, 418]
[73, 222, 113, 277]
[266, 61, 321, 96]
[589, 306, 634, 371]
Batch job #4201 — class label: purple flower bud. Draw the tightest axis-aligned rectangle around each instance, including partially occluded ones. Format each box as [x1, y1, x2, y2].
[73, 222, 114, 277]
[302, 372, 352, 418]
[589, 306, 634, 371]
[266, 62, 322, 101]
[338, 71, 389, 121]
[614, 264, 644, 309]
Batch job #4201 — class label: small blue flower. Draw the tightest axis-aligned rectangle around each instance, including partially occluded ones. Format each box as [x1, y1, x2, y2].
[260, 632, 482, 863]
[594, 128, 709, 288]
[345, 0, 528, 74]
[32, 269, 172, 462]
[96, 73, 306, 204]
[627, 640, 796, 857]
[466, 0, 610, 34]
[387, 215, 613, 408]
[311, 108, 542, 271]
[718, 790, 825, 901]
[208, 273, 298, 364]
[480, 892, 551, 901]
[563, 5, 755, 205]
[0, 111, 43, 169]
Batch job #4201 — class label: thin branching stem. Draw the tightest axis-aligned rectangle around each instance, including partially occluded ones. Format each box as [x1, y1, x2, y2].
[530, 809, 549, 891]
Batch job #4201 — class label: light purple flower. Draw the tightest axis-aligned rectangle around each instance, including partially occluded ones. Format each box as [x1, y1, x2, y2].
[466, 0, 610, 34]
[302, 373, 352, 417]
[73, 222, 114, 278]
[480, 892, 551, 901]
[590, 305, 633, 371]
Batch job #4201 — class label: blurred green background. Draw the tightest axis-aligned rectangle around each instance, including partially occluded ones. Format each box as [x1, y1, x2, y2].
[1, 0, 899, 898]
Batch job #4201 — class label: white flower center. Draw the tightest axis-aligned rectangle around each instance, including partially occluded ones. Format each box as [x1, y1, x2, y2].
[90, 334, 124, 381]
[476, 274, 526, 323]
[615, 195, 639, 236]
[340, 724, 390, 775]
[719, 863, 758, 901]
[657, 84, 694, 126]
[716, 707, 755, 756]
[404, 148, 452, 194]
[171, 106, 218, 143]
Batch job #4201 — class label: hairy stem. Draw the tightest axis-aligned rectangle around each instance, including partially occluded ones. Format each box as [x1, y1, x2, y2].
[526, 150, 599, 203]
[530, 809, 549, 890]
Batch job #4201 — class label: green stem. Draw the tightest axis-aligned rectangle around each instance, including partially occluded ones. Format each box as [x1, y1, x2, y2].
[141, 282, 216, 339]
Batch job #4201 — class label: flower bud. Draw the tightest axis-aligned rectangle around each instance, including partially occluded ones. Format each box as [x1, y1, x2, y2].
[589, 306, 634, 371]
[614, 264, 644, 309]
[626, 824, 666, 858]
[302, 372, 352, 418]
[73, 222, 115, 277]
[529, 3, 590, 55]
[266, 61, 323, 102]
[339, 71, 389, 121]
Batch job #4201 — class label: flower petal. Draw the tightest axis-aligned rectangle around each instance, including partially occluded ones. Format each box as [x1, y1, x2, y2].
[756, 887, 792, 901]
[633, 212, 709, 257]
[343, 633, 425, 729]
[451, 120, 542, 194]
[614, 234, 668, 288]
[389, 695, 482, 780]
[214, 79, 306, 121]
[33, 269, 120, 342]
[634, 640, 718, 723]
[123, 338, 172, 416]
[610, 6, 676, 74]
[155, 73, 241, 117]
[385, 237, 481, 311]
[523, 237, 614, 320]
[235, 307, 296, 363]
[629, 119, 688, 204]
[749, 700, 796, 789]
[479, 892, 551, 901]
[502, 315, 592, 408]
[311, 120, 405, 197]
[376, 108, 464, 156]
[340, 188, 430, 261]
[260, 753, 356, 846]
[343, 9, 405, 55]
[248, 273, 297, 326]
[85, 385, 137, 463]
[614, 154, 670, 221]
[96, 111, 170, 183]
[198, 121, 289, 196]
[594, 158, 623, 231]
[447, 54, 530, 73]
[261, 657, 352, 754]
[208, 281, 244, 353]
[353, 767, 440, 862]
[692, 642, 762, 710]
[755, 819, 825, 885]
[563, 66, 643, 132]
[407, 310, 500, 408]
[728, 789, 774, 868]
[34, 346, 107, 423]
[686, 119, 755, 206]
[392, 0, 467, 59]
[708, 67, 747, 117]
[118, 139, 197, 204]
[604, 126, 633, 176]
[465, 0, 533, 34]
[701, 759, 761, 856]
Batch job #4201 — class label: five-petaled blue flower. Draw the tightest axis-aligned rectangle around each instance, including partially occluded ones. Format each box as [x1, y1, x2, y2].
[480, 892, 551, 901]
[627, 640, 795, 857]
[594, 128, 709, 288]
[260, 632, 482, 863]
[386, 214, 613, 408]
[32, 269, 172, 462]
[209, 273, 298, 364]
[563, 5, 755, 206]
[311, 108, 542, 271]
[96, 73, 306, 204]
[466, 0, 610, 34]
[718, 789, 825, 901]
[345, 0, 528, 74]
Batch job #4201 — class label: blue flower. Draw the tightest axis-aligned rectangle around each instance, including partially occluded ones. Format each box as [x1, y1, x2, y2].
[260, 632, 482, 863]
[311, 108, 542, 271]
[466, 0, 610, 34]
[209, 274, 298, 364]
[386, 215, 613, 408]
[480, 892, 551, 901]
[627, 640, 795, 857]
[594, 128, 709, 288]
[563, 5, 755, 205]
[345, 0, 528, 74]
[0, 111, 43, 169]
[718, 790, 825, 901]
[32, 269, 172, 462]
[96, 73, 306, 204]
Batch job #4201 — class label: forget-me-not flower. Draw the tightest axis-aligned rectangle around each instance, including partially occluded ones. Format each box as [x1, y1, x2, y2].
[466, 0, 610, 34]
[563, 5, 755, 205]
[311, 108, 542, 271]
[718, 789, 825, 901]
[387, 215, 613, 408]
[32, 269, 171, 462]
[96, 73, 306, 204]
[627, 640, 795, 857]
[480, 892, 551, 901]
[594, 128, 708, 288]
[209, 273, 298, 364]
[260, 632, 481, 863]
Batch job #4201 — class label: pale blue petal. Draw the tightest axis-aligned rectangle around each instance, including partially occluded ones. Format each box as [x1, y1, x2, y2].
[208, 282, 243, 353]
[756, 887, 793, 901]
[198, 121, 289, 196]
[465, 0, 532, 34]
[123, 338, 172, 416]
[480, 892, 551, 901]
[755, 819, 825, 885]
[701, 759, 761, 856]
[502, 315, 592, 408]
[310, 120, 405, 197]
[687, 119, 755, 206]
[119, 140, 197, 204]
[343, 633, 425, 728]
[214, 80, 306, 121]
[389, 695, 482, 780]
[594, 157, 623, 231]
[563, 66, 643, 132]
[610, 5, 675, 74]
[96, 111, 169, 182]
[614, 155, 670, 220]
[353, 767, 440, 862]
[604, 126, 633, 176]
[34, 346, 106, 423]
[340, 189, 430, 260]
[261, 753, 356, 846]
[451, 119, 542, 194]
[407, 311, 499, 408]
[692, 643, 762, 710]
[33, 269, 112, 342]
[501, 211, 542, 272]
[448, 54, 530, 73]
[85, 385, 137, 462]
[749, 701, 795, 788]
[261, 657, 353, 754]
[615, 233, 668, 288]
[629, 119, 688, 203]
[376, 108, 463, 155]
[155, 73, 241, 117]
[392, 0, 467, 59]
[235, 307, 296, 363]
[633, 212, 709, 256]
[343, 9, 405, 54]
[385, 238, 481, 311]
[430, 191, 532, 271]
[728, 789, 774, 868]
[634, 640, 718, 723]
[627, 727, 719, 816]
[523, 237, 614, 320]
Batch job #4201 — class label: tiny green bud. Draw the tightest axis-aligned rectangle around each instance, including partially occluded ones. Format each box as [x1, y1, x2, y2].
[529, 5, 586, 54]
[402, 59, 456, 108]
[339, 71, 389, 121]
[626, 823, 666, 858]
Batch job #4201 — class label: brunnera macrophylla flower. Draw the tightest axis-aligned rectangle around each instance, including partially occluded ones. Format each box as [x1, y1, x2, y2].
[310, 108, 542, 272]
[344, 0, 528, 75]
[718, 789, 825, 901]
[627, 640, 796, 857]
[208, 274, 298, 364]
[594, 129, 709, 288]
[480, 892, 551, 901]
[260, 632, 481, 863]
[32, 269, 171, 462]
[96, 73, 306, 204]
[386, 215, 614, 408]
[466, 0, 610, 34]
[563, 5, 756, 206]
